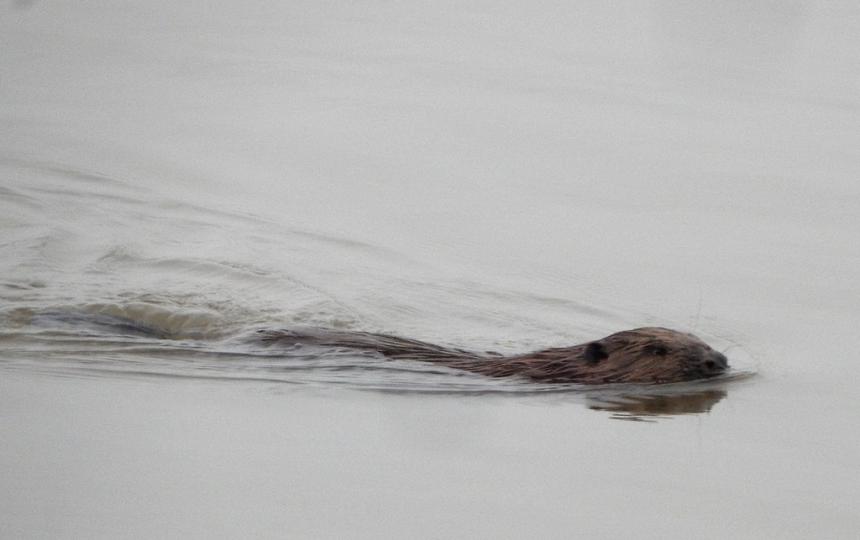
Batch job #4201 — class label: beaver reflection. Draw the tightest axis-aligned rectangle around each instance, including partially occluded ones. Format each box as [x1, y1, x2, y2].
[257, 326, 729, 385]
[586, 389, 727, 421]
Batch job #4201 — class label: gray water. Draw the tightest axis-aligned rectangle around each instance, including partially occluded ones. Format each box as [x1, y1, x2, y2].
[2, 1, 859, 538]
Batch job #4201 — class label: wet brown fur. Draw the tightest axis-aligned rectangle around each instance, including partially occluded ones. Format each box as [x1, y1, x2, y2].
[256, 326, 729, 385]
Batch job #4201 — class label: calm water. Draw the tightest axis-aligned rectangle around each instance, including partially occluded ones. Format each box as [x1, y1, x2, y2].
[2, 1, 859, 538]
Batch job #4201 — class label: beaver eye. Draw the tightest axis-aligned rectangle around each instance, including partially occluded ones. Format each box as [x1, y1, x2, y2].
[647, 344, 668, 356]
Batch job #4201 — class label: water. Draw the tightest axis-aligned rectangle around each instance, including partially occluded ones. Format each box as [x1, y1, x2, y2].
[2, 1, 859, 538]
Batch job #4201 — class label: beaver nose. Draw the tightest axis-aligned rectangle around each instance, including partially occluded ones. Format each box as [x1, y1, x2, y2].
[702, 351, 728, 374]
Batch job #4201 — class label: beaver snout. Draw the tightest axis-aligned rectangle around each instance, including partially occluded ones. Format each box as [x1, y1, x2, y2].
[701, 351, 729, 376]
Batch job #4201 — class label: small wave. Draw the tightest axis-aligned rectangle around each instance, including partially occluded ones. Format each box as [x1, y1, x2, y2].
[27, 304, 230, 340]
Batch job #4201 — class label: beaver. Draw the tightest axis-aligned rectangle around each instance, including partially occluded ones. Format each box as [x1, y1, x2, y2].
[256, 326, 729, 385]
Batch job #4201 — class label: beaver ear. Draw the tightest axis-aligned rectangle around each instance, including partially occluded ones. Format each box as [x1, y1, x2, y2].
[584, 342, 608, 364]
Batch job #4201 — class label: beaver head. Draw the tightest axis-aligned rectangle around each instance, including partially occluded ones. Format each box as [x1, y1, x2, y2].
[575, 327, 729, 384]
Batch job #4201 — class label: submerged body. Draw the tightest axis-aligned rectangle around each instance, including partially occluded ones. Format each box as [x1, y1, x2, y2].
[257, 326, 729, 385]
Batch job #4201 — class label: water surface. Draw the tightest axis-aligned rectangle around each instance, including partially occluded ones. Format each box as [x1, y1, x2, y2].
[2, 1, 859, 538]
